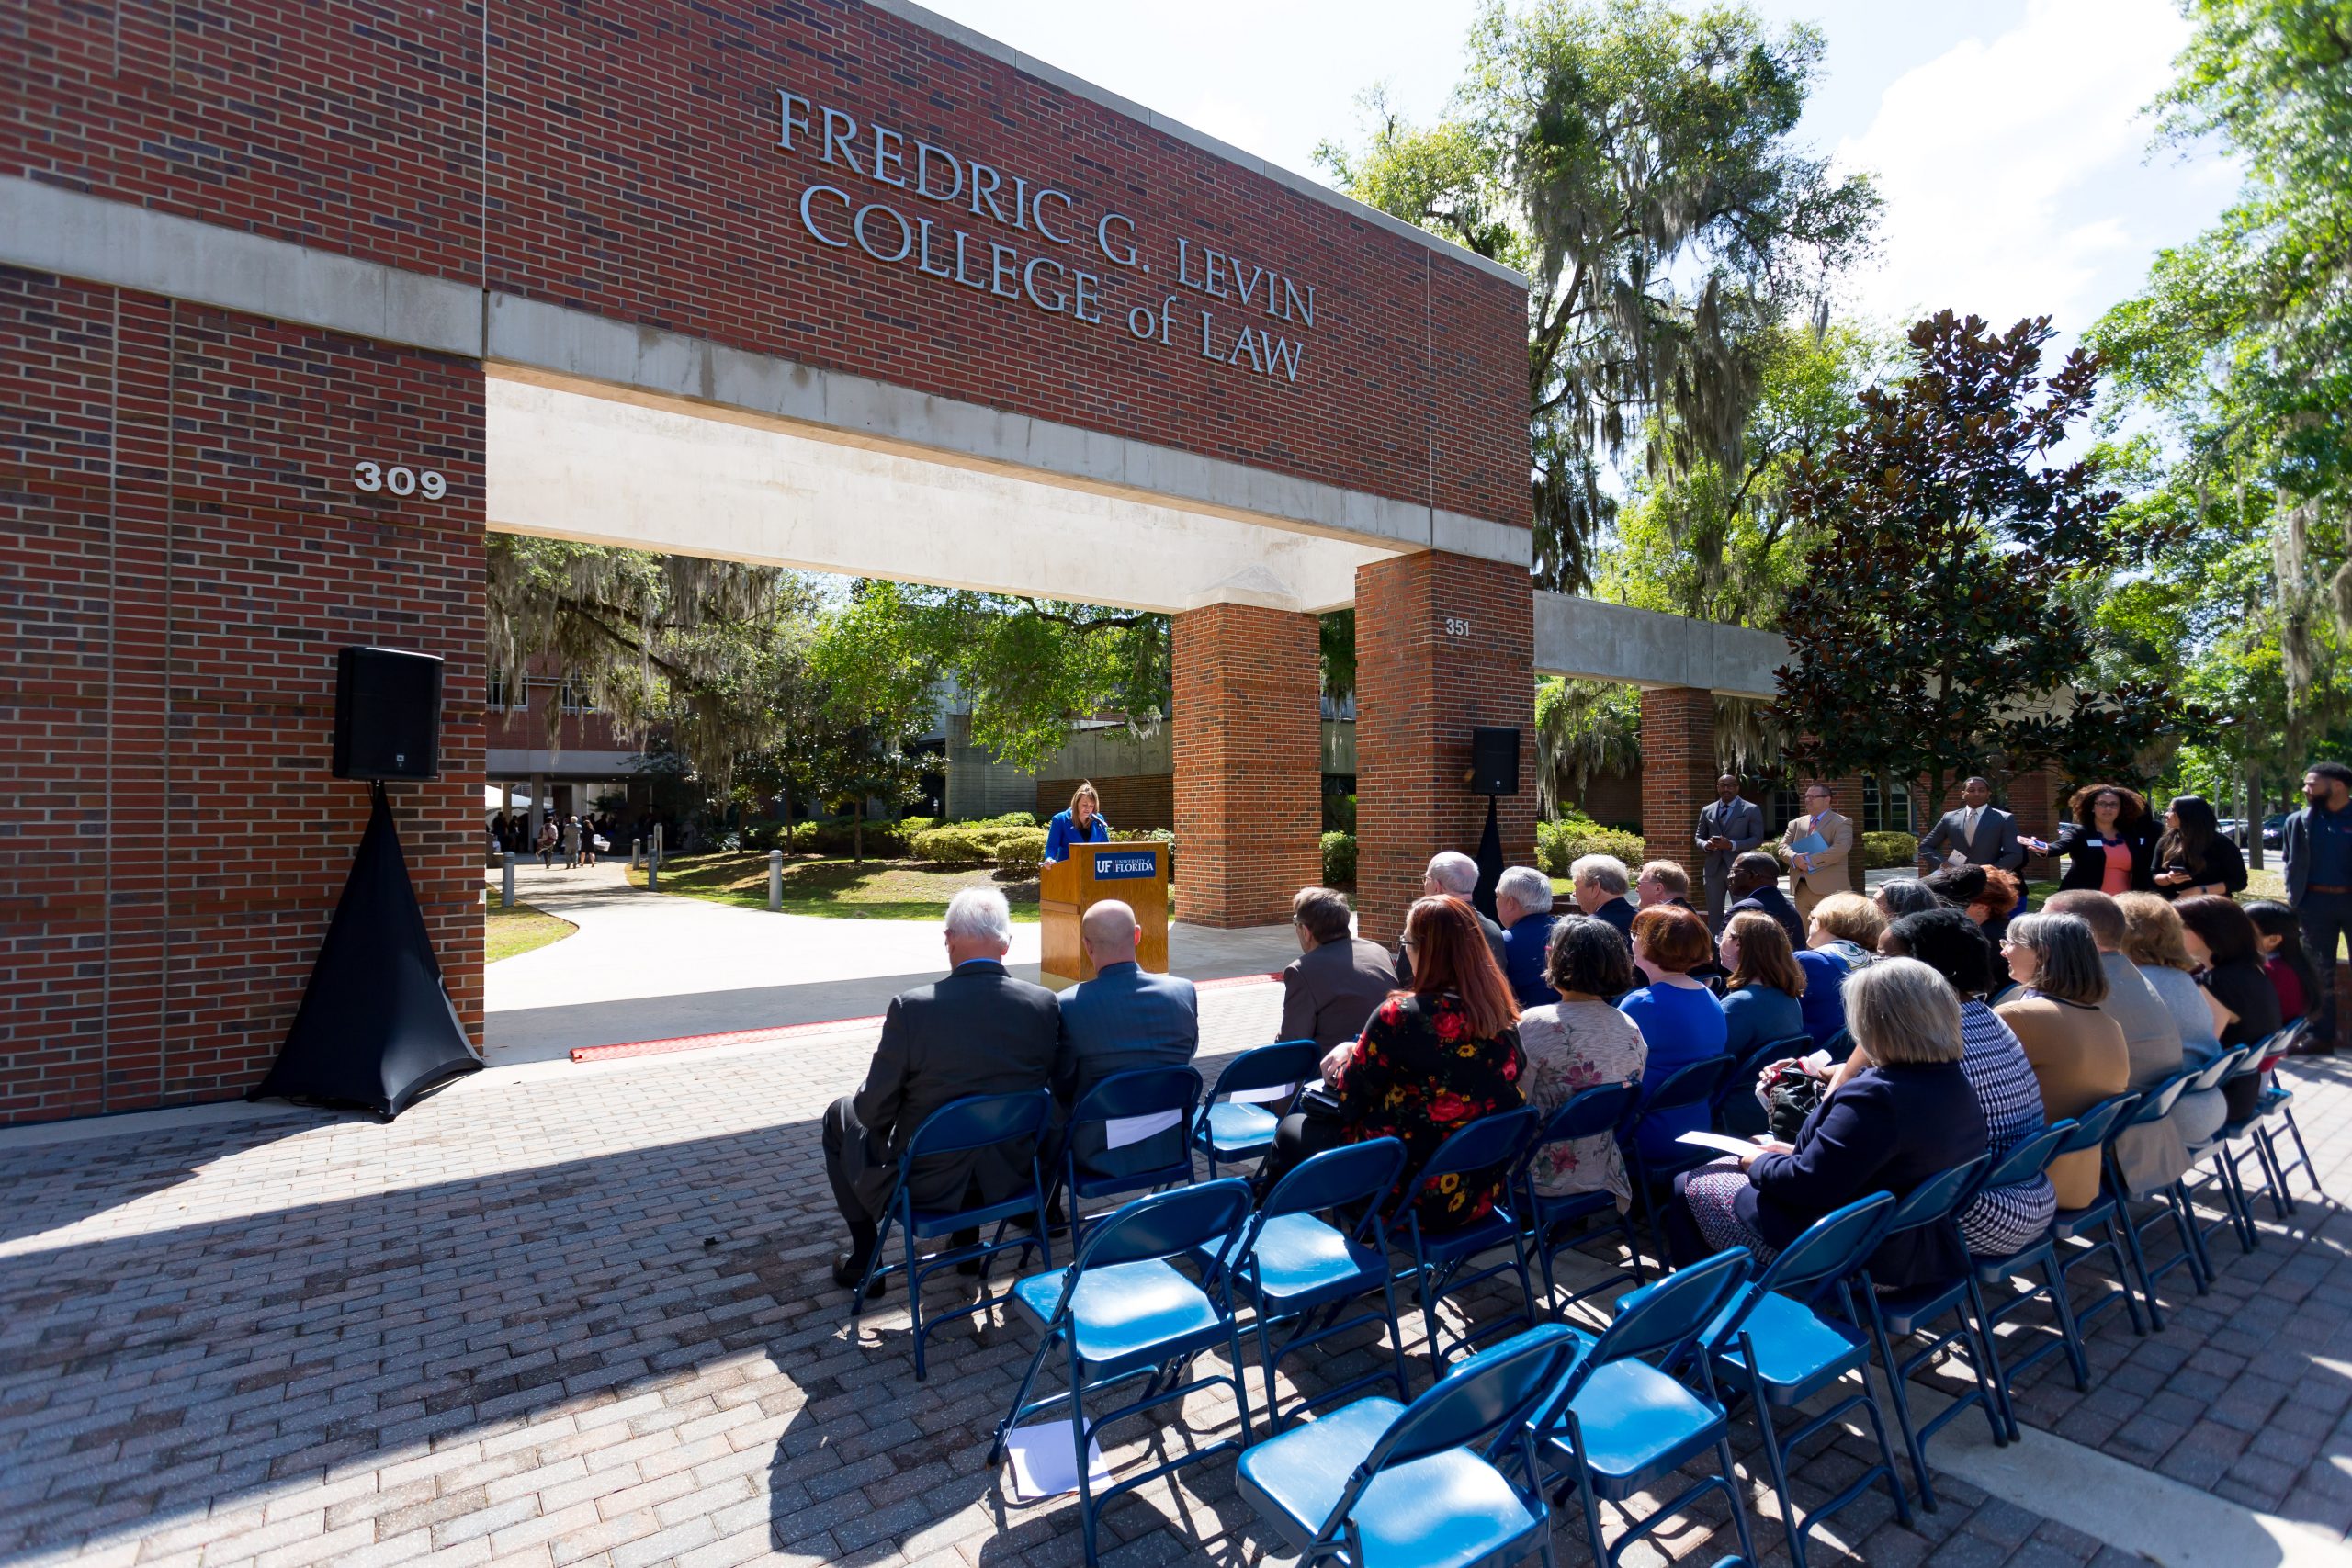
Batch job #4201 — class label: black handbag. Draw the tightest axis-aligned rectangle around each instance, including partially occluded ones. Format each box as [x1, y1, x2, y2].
[1767, 1075, 1824, 1144]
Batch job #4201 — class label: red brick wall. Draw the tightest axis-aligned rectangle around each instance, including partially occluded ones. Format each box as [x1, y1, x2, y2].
[1640, 687, 1716, 893]
[1171, 605, 1321, 928]
[1036, 776, 1173, 834]
[0, 267, 484, 1122]
[1355, 553, 1535, 945]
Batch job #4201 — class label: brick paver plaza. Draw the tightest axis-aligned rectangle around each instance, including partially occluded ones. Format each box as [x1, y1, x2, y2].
[7, 983, 2352, 1568]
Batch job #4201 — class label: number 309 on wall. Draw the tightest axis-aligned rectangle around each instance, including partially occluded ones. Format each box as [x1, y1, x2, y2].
[352, 460, 447, 501]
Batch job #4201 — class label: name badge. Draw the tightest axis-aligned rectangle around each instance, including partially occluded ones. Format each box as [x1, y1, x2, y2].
[2086, 839, 2105, 849]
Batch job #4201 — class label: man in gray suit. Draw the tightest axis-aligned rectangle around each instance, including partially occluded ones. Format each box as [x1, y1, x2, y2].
[821, 887, 1059, 1292]
[1053, 900, 1199, 1182]
[1916, 776, 2026, 874]
[1695, 774, 1765, 930]
[1280, 886, 1398, 1048]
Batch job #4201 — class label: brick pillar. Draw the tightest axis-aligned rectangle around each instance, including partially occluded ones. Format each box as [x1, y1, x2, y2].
[1354, 552, 1535, 946]
[1170, 602, 1322, 929]
[1640, 686, 1716, 893]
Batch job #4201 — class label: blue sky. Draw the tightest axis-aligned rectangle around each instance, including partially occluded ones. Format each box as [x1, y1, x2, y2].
[923, 0, 2237, 348]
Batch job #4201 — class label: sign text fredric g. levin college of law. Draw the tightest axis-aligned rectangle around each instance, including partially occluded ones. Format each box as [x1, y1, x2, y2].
[776, 94, 1318, 385]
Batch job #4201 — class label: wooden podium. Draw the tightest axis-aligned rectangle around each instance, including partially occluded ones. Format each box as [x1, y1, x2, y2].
[1040, 841, 1170, 989]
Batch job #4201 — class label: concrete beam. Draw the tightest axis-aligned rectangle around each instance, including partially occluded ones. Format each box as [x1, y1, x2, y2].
[1533, 592, 1788, 699]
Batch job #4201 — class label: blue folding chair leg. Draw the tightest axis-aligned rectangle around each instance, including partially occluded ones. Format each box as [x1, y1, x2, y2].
[1860, 1277, 2008, 1512]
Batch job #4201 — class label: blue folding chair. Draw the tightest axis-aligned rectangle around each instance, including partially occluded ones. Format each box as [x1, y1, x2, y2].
[1958, 1121, 2078, 1436]
[851, 1089, 1055, 1381]
[1512, 1081, 1646, 1317]
[1193, 1041, 1321, 1177]
[988, 1180, 1257, 1567]
[2178, 1047, 2259, 1256]
[1202, 1136, 1413, 1430]
[1714, 1034, 1813, 1137]
[1238, 1322, 1584, 1568]
[2213, 1029, 2325, 1224]
[2109, 1071, 2211, 1304]
[1698, 1194, 1912, 1567]
[1623, 1054, 1736, 1259]
[1392, 1107, 1543, 1376]
[1530, 1247, 1758, 1568]
[1851, 1156, 2004, 1512]
[1056, 1066, 1201, 1243]
[1819, 1027, 1857, 1062]
[2031, 1092, 2149, 1348]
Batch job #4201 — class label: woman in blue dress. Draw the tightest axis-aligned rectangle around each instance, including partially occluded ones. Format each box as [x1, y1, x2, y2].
[1041, 781, 1111, 863]
[1618, 903, 1729, 1161]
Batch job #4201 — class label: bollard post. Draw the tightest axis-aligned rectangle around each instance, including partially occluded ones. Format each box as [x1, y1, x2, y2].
[502, 852, 516, 909]
[649, 823, 663, 892]
[631, 837, 643, 871]
[769, 849, 783, 911]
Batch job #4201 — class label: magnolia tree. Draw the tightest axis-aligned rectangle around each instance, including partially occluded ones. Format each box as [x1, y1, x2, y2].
[1768, 310, 2208, 807]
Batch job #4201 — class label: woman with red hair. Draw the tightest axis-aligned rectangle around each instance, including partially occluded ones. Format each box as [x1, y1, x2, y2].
[1267, 895, 1527, 1232]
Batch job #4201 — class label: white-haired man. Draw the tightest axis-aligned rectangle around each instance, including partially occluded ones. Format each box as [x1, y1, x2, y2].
[1053, 900, 1199, 1183]
[1568, 853, 1635, 942]
[1494, 864, 1559, 1008]
[820, 886, 1058, 1293]
[1396, 850, 1508, 985]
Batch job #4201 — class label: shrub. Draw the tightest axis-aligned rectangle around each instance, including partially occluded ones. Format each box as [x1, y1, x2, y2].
[1321, 830, 1356, 887]
[1535, 813, 1648, 877]
[1323, 792, 1357, 833]
[910, 822, 1047, 868]
[1109, 827, 1176, 880]
[1861, 831, 1920, 868]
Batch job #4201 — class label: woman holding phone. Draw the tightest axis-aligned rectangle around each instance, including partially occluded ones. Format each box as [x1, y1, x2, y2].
[2020, 784, 2158, 895]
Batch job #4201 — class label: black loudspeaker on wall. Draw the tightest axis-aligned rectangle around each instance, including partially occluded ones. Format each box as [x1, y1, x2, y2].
[333, 646, 445, 781]
[1469, 725, 1521, 796]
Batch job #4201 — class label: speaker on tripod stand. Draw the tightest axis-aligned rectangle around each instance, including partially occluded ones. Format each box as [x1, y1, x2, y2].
[1466, 727, 1521, 918]
[251, 647, 482, 1119]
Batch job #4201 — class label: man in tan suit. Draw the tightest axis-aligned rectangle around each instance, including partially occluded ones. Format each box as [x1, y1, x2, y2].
[1785, 782, 1854, 922]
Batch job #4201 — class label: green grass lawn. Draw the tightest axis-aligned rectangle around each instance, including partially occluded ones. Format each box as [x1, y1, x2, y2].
[486, 901, 577, 963]
[628, 852, 1047, 919]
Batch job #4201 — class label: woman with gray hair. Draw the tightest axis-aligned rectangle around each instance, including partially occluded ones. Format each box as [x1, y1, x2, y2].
[1668, 957, 1989, 1287]
[1995, 912, 2129, 1209]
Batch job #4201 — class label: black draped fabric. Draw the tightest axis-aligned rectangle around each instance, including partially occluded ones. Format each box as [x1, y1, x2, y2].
[252, 786, 481, 1118]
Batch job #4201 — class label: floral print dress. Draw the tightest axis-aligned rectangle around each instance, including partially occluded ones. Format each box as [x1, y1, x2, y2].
[1333, 990, 1527, 1234]
[1518, 999, 1647, 1209]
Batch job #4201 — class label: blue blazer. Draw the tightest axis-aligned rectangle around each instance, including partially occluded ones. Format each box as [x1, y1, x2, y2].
[1053, 961, 1199, 1178]
[1043, 809, 1110, 862]
[1498, 911, 1558, 1009]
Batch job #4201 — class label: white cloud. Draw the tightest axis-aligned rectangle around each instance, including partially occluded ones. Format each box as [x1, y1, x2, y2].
[1834, 0, 2218, 341]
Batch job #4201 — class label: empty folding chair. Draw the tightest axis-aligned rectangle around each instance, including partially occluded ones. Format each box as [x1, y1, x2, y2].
[1238, 1322, 1583, 1568]
[1392, 1106, 1543, 1377]
[988, 1179, 1257, 1567]
[1193, 1040, 1322, 1178]
[1055, 1066, 1201, 1243]
[1204, 1136, 1413, 1430]
[851, 1089, 1055, 1381]
[1514, 1081, 1646, 1318]
[1699, 1194, 1913, 1567]
[1530, 1247, 1758, 1568]
[1851, 1156, 2005, 1511]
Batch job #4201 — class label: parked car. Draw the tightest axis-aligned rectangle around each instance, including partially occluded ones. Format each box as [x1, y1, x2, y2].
[2265, 813, 2289, 848]
[2216, 818, 2245, 844]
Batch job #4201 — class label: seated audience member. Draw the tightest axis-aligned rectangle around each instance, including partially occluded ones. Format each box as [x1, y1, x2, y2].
[1396, 851, 1507, 984]
[1719, 911, 1806, 1063]
[1496, 864, 1564, 1009]
[1996, 913, 2130, 1210]
[2046, 889, 2198, 1189]
[1798, 892, 1883, 1044]
[2116, 892, 2227, 1061]
[821, 888, 1059, 1292]
[2176, 895, 2284, 1054]
[1054, 900, 1199, 1183]
[1279, 886, 1398, 1050]
[1670, 958, 1988, 1287]
[1880, 909, 2055, 1256]
[1618, 904, 1730, 1162]
[1568, 853, 1637, 940]
[1965, 867, 2026, 985]
[1519, 917, 1646, 1209]
[2153, 794, 2248, 901]
[1724, 851, 1805, 949]
[2245, 900, 2321, 1028]
[1635, 859, 1696, 911]
[1266, 897, 1526, 1232]
[1875, 878, 1945, 919]
[1921, 863, 1987, 911]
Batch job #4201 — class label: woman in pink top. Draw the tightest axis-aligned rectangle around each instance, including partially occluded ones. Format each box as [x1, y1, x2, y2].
[2023, 784, 2157, 895]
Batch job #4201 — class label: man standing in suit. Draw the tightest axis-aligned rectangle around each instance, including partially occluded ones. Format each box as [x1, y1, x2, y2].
[1916, 776, 2025, 875]
[1784, 782, 1855, 921]
[1053, 900, 1199, 1182]
[1695, 774, 1765, 930]
[2283, 761, 2352, 1052]
[1280, 886, 1398, 1049]
[820, 887, 1059, 1292]
[1396, 851, 1509, 983]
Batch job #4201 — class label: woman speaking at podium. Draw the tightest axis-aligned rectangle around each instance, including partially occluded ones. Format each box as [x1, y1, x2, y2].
[1042, 781, 1111, 863]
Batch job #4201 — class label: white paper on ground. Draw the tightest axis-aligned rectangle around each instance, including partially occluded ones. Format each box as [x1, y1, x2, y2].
[1102, 1110, 1182, 1149]
[1003, 1419, 1112, 1501]
[1679, 1131, 1770, 1158]
[1229, 1082, 1299, 1105]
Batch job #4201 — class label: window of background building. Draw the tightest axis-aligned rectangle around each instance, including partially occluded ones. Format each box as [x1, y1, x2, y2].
[1767, 785, 1802, 835]
[1862, 776, 1915, 835]
[486, 671, 514, 709]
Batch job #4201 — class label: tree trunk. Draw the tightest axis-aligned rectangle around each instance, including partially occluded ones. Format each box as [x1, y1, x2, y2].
[2245, 762, 2265, 870]
[778, 776, 794, 856]
[854, 814, 865, 864]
